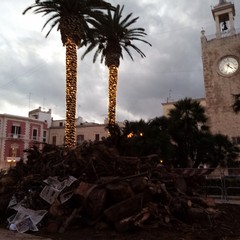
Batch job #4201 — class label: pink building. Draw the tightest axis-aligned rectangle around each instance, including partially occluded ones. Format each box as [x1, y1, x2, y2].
[0, 112, 48, 170]
[0, 107, 110, 170]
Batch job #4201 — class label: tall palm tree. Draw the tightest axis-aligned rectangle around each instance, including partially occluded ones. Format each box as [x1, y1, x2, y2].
[81, 4, 151, 127]
[23, 0, 114, 149]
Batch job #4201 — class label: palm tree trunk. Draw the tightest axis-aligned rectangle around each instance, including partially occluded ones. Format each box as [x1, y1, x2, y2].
[108, 65, 118, 126]
[65, 38, 77, 148]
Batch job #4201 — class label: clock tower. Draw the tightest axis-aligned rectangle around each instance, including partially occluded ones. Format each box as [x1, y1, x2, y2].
[201, 0, 240, 143]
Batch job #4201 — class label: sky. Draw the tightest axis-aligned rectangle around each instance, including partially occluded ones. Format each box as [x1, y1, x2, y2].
[1, 0, 240, 123]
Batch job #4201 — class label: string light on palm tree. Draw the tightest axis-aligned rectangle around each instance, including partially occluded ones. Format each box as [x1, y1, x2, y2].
[23, 0, 114, 148]
[80, 4, 152, 130]
[65, 38, 77, 147]
[108, 65, 118, 126]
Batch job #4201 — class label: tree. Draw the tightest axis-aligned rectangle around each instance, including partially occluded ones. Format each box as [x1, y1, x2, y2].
[117, 118, 175, 161]
[106, 98, 239, 169]
[232, 93, 240, 113]
[166, 98, 239, 168]
[23, 0, 114, 148]
[81, 4, 151, 127]
[147, 116, 176, 164]
[168, 98, 209, 167]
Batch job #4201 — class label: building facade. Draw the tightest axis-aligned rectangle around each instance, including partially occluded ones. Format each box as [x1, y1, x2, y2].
[201, 0, 240, 143]
[0, 113, 48, 170]
[0, 107, 108, 170]
[28, 107, 52, 128]
[48, 123, 108, 146]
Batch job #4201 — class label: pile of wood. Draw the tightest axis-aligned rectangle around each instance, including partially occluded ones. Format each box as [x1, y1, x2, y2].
[0, 142, 219, 234]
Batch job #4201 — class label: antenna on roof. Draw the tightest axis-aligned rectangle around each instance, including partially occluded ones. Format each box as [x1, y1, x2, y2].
[42, 97, 46, 111]
[167, 89, 172, 103]
[28, 92, 31, 110]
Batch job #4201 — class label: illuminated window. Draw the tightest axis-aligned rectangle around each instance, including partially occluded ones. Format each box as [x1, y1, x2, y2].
[12, 148, 17, 157]
[9, 144, 19, 157]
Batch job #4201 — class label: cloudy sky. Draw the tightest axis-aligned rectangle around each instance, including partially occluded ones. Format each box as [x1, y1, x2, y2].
[1, 0, 240, 123]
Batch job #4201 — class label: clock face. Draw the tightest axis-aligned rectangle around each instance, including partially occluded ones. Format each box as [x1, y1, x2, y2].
[218, 56, 239, 76]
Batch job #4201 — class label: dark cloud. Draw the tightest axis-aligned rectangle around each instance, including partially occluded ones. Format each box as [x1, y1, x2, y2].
[0, 0, 239, 123]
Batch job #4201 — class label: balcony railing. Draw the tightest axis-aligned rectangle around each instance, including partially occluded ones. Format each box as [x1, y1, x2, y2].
[205, 28, 240, 41]
[6, 134, 44, 142]
[30, 136, 41, 141]
[7, 133, 25, 140]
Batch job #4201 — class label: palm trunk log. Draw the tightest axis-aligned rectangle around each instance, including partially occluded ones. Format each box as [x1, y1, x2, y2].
[65, 38, 77, 148]
[108, 65, 118, 126]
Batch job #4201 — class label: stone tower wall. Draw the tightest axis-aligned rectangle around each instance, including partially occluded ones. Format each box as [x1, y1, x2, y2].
[201, 33, 240, 139]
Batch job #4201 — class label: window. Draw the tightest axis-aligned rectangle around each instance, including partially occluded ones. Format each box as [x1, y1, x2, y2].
[52, 136, 57, 145]
[11, 125, 21, 138]
[9, 144, 19, 157]
[95, 134, 100, 141]
[11, 148, 17, 157]
[32, 129, 38, 140]
[59, 122, 63, 127]
[7, 145, 19, 167]
[43, 131, 47, 143]
[77, 135, 84, 145]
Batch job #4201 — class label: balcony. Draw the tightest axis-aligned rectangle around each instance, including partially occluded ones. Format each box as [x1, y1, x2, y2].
[7, 133, 25, 140]
[30, 136, 41, 142]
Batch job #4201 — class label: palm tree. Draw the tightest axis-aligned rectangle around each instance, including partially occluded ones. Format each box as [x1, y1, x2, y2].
[168, 98, 209, 167]
[23, 0, 114, 149]
[232, 93, 240, 113]
[81, 4, 151, 127]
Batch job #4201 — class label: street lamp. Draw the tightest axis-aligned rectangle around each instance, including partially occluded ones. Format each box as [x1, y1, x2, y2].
[7, 158, 16, 168]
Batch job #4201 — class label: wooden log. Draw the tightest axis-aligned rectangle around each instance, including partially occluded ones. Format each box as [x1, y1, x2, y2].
[75, 182, 106, 220]
[58, 207, 82, 233]
[97, 172, 148, 187]
[104, 191, 152, 223]
[106, 181, 134, 204]
[173, 176, 187, 193]
[128, 176, 148, 193]
[117, 156, 141, 176]
[0, 175, 16, 194]
[159, 183, 173, 204]
[186, 207, 208, 224]
[49, 199, 64, 217]
[178, 196, 216, 208]
[45, 219, 61, 234]
[188, 196, 216, 208]
[164, 215, 171, 224]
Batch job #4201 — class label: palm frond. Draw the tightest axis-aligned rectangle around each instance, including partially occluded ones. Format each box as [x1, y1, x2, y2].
[23, 0, 115, 41]
[80, 3, 151, 66]
[232, 94, 240, 113]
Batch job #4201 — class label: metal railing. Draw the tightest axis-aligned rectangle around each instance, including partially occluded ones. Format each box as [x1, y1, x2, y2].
[204, 28, 240, 41]
[7, 133, 25, 140]
[205, 175, 240, 200]
[172, 168, 240, 200]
